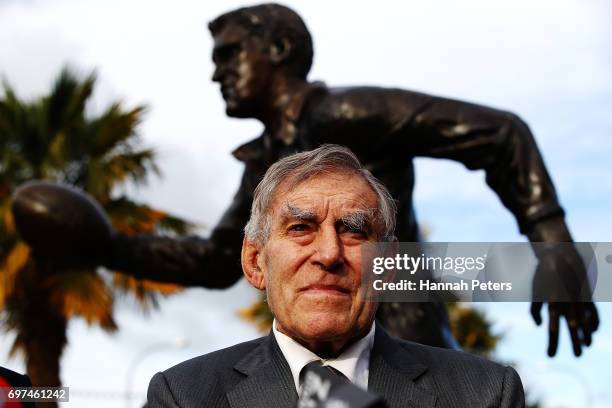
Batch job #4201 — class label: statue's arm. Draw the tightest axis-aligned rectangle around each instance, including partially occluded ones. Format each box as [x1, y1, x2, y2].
[387, 91, 599, 356]
[400, 94, 564, 234]
[104, 172, 252, 288]
[105, 227, 243, 288]
[315, 87, 564, 234]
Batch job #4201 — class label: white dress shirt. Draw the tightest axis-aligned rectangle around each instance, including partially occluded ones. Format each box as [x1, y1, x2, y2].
[272, 319, 375, 392]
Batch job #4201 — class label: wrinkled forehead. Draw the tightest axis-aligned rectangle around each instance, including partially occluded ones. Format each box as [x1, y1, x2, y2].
[269, 172, 379, 222]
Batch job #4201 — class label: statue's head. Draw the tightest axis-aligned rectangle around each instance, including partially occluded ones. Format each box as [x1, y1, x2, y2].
[208, 3, 313, 118]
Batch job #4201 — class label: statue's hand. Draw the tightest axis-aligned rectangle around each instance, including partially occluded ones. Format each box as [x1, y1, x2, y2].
[11, 181, 113, 266]
[530, 245, 599, 356]
[531, 301, 599, 357]
[531, 244, 592, 302]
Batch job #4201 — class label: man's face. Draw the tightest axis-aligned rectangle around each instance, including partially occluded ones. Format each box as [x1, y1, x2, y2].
[211, 21, 274, 118]
[255, 171, 380, 347]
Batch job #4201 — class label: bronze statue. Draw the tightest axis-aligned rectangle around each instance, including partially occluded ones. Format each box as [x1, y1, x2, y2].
[12, 3, 598, 355]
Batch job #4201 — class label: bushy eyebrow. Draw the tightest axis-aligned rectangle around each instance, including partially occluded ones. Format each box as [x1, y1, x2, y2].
[280, 204, 376, 232]
[339, 209, 376, 233]
[280, 204, 317, 222]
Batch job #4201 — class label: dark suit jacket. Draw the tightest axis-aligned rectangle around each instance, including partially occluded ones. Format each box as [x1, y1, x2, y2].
[146, 326, 524, 408]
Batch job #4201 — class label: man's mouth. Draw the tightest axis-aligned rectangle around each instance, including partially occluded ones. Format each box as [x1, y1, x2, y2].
[300, 284, 350, 295]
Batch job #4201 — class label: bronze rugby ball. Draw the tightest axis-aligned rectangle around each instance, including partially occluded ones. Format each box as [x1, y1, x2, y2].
[11, 181, 112, 264]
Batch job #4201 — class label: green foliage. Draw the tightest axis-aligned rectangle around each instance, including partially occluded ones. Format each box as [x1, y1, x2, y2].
[0, 69, 158, 202]
[447, 302, 501, 357]
[0, 67, 194, 383]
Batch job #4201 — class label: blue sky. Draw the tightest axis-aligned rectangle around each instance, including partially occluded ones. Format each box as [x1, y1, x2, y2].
[1, 0, 611, 407]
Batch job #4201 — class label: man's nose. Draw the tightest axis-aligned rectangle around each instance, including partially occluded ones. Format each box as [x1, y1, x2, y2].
[312, 227, 344, 272]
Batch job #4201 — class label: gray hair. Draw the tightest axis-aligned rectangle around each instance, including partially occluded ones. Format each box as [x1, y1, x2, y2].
[244, 144, 397, 243]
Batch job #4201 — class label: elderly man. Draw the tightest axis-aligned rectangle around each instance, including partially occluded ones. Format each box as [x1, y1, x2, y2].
[145, 145, 525, 408]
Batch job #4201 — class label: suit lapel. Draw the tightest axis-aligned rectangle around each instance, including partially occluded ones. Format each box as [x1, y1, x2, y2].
[227, 327, 437, 408]
[369, 326, 438, 408]
[227, 332, 298, 408]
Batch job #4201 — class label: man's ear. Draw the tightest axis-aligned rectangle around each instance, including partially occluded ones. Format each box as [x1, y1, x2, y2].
[269, 37, 292, 65]
[241, 237, 266, 290]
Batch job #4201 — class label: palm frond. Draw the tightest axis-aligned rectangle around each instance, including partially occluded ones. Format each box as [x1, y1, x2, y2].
[88, 104, 148, 157]
[0, 242, 30, 308]
[105, 197, 195, 236]
[100, 149, 158, 185]
[46, 68, 95, 136]
[48, 269, 117, 332]
[0, 197, 16, 237]
[447, 302, 501, 356]
[111, 274, 182, 315]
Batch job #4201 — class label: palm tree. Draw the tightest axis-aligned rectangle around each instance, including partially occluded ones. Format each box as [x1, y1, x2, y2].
[0, 67, 193, 396]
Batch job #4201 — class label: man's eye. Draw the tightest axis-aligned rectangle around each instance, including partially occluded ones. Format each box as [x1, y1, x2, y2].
[341, 225, 368, 237]
[288, 224, 309, 232]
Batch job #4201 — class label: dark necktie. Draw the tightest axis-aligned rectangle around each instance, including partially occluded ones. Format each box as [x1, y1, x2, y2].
[299, 360, 350, 386]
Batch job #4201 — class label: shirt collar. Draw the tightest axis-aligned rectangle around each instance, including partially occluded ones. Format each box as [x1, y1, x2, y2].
[272, 319, 375, 392]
